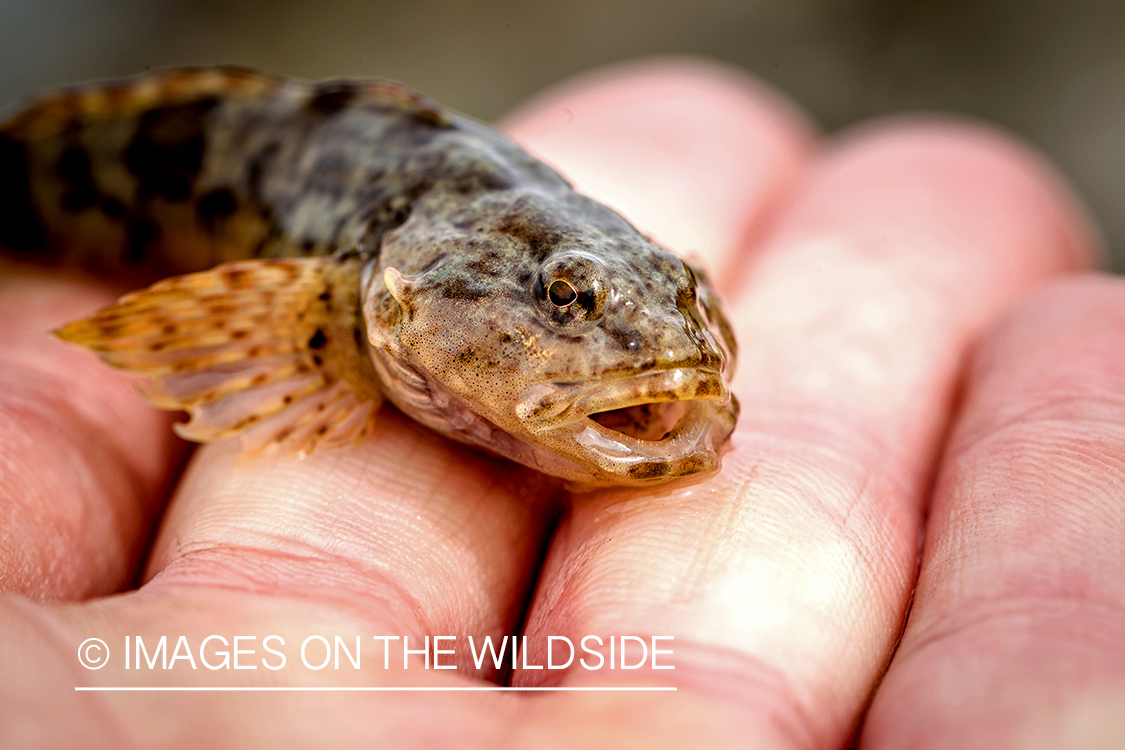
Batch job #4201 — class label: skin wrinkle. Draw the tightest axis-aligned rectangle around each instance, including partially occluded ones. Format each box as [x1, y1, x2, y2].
[411, 458, 558, 607]
[942, 401, 1125, 467]
[407, 475, 559, 634]
[899, 596, 1125, 663]
[150, 523, 495, 666]
[867, 607, 1125, 749]
[542, 642, 820, 749]
[677, 645, 820, 749]
[153, 540, 429, 622]
[866, 628, 1125, 750]
[935, 427, 1125, 532]
[48, 390, 161, 570]
[663, 644, 826, 750]
[507, 615, 824, 746]
[923, 429, 1125, 608]
[147, 551, 438, 658]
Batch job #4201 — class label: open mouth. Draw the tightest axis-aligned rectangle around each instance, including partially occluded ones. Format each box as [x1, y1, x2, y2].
[370, 344, 735, 484]
[588, 400, 694, 442]
[516, 367, 734, 472]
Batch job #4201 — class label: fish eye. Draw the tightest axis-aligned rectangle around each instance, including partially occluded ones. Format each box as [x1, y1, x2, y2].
[535, 251, 608, 326]
[547, 279, 578, 307]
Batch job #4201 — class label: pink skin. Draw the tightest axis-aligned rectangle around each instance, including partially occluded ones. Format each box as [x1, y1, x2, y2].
[0, 57, 1118, 748]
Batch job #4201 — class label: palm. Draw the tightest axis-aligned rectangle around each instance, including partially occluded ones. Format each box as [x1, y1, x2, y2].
[3, 60, 1122, 749]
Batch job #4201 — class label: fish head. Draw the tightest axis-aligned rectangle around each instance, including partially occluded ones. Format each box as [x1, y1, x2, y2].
[363, 189, 738, 488]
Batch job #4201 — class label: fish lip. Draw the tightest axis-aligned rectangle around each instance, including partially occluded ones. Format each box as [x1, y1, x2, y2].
[515, 367, 734, 477]
[516, 367, 729, 429]
[575, 367, 728, 421]
[575, 396, 719, 459]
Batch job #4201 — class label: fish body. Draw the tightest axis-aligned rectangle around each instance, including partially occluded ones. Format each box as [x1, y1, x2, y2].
[1, 67, 738, 487]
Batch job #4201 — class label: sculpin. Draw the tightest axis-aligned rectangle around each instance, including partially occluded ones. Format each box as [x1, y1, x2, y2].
[0, 67, 738, 488]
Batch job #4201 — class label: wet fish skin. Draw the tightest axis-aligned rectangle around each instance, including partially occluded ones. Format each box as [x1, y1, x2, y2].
[1, 67, 739, 487]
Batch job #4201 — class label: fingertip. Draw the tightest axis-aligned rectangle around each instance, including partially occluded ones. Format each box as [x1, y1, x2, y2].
[503, 55, 815, 143]
[500, 56, 816, 277]
[812, 116, 1101, 277]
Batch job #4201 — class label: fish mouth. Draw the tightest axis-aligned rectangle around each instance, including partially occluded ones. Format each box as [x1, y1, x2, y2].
[516, 368, 736, 483]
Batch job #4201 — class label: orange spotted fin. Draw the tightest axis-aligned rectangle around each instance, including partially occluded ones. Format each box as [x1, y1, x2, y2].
[55, 256, 382, 455]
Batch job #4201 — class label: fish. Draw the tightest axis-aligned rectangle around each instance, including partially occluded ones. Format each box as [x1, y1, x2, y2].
[0, 66, 738, 488]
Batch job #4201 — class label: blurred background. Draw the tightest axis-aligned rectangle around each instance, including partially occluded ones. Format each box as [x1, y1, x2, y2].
[1, 0, 1121, 269]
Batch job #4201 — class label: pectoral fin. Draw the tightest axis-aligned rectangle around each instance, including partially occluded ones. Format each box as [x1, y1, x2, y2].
[55, 256, 382, 455]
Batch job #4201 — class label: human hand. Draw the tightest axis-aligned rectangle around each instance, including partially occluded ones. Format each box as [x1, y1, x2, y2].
[2, 59, 1121, 748]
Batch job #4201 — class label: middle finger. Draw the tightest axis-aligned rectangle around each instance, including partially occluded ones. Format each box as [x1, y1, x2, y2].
[513, 87, 1096, 748]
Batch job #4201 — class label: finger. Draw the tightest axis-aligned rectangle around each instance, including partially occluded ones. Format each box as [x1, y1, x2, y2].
[517, 119, 1096, 750]
[139, 414, 561, 678]
[501, 56, 815, 285]
[862, 276, 1125, 748]
[0, 269, 186, 600]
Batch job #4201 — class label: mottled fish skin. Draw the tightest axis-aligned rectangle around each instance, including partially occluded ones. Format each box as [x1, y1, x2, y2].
[1, 67, 739, 487]
[0, 67, 487, 279]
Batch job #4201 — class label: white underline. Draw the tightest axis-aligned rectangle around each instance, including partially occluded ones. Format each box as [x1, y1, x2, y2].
[75, 686, 676, 692]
